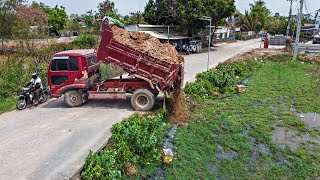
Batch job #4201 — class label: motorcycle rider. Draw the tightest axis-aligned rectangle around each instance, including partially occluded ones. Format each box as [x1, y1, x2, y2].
[25, 73, 43, 104]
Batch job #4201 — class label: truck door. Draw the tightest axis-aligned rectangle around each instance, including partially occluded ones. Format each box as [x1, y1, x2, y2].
[48, 56, 81, 96]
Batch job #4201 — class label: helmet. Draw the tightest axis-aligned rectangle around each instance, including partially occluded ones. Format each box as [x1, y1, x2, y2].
[32, 73, 38, 80]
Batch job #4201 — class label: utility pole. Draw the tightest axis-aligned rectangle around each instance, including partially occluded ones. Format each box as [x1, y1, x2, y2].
[293, 0, 304, 59]
[200, 16, 212, 71]
[286, 0, 294, 37]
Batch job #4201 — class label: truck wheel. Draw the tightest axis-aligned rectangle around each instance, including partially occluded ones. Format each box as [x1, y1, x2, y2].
[131, 89, 155, 111]
[64, 90, 83, 107]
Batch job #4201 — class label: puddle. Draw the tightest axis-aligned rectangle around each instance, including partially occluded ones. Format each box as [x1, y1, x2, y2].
[163, 124, 178, 151]
[242, 77, 250, 85]
[215, 144, 239, 160]
[272, 127, 320, 151]
[151, 124, 178, 179]
[252, 102, 261, 107]
[239, 126, 250, 137]
[269, 104, 280, 112]
[294, 112, 320, 129]
[216, 150, 239, 159]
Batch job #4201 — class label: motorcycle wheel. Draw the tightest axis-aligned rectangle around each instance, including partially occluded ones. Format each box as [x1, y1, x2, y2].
[16, 98, 27, 110]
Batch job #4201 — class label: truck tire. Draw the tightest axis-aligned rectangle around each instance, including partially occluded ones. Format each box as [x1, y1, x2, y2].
[131, 88, 155, 111]
[64, 90, 83, 107]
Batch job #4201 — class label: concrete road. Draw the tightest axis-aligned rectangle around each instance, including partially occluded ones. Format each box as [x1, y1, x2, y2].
[0, 39, 260, 180]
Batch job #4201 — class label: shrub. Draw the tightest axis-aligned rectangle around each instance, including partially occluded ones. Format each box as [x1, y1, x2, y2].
[81, 110, 168, 179]
[81, 150, 120, 180]
[72, 34, 99, 49]
[185, 59, 264, 100]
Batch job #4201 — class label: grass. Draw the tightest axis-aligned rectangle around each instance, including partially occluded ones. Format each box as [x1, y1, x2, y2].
[0, 97, 16, 114]
[165, 60, 320, 179]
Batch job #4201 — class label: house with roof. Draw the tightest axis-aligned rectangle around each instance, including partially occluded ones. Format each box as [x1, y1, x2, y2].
[301, 10, 320, 36]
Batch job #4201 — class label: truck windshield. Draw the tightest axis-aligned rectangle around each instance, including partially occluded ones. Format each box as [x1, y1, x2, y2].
[51, 57, 79, 71]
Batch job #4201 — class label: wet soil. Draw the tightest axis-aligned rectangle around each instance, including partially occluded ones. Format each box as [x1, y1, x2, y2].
[166, 88, 190, 125]
[272, 126, 320, 152]
[151, 124, 179, 179]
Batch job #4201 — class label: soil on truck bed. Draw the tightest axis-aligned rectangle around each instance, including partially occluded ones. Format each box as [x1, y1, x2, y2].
[111, 26, 183, 64]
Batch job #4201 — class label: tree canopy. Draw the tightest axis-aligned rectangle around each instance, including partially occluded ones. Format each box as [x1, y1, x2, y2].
[0, 0, 24, 40]
[236, 0, 270, 33]
[32, 2, 68, 32]
[143, 0, 236, 36]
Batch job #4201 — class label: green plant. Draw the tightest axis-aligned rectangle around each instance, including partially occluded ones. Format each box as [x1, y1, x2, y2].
[72, 34, 99, 49]
[81, 150, 120, 180]
[166, 60, 320, 179]
[81, 110, 168, 179]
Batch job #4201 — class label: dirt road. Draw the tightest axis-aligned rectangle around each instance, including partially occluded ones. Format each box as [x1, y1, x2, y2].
[0, 39, 260, 179]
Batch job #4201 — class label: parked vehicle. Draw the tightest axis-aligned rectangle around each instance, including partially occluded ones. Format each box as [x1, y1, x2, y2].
[189, 40, 202, 53]
[47, 20, 184, 111]
[16, 87, 50, 110]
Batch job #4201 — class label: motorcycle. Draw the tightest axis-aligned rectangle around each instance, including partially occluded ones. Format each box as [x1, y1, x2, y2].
[16, 87, 50, 110]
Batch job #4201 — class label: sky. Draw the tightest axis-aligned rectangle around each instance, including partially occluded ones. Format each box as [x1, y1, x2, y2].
[28, 0, 319, 17]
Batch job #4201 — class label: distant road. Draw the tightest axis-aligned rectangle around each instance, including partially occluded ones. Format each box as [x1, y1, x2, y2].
[0, 38, 260, 180]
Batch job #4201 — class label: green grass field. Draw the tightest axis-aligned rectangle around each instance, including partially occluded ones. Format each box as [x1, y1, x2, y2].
[165, 60, 320, 179]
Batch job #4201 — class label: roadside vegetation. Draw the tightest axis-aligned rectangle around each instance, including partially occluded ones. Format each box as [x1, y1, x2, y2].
[165, 55, 320, 179]
[0, 34, 99, 113]
[81, 110, 170, 179]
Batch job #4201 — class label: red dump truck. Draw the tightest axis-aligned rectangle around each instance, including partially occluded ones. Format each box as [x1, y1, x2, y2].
[47, 20, 183, 111]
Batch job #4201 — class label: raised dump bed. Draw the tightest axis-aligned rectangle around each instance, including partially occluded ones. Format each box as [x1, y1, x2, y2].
[97, 21, 184, 92]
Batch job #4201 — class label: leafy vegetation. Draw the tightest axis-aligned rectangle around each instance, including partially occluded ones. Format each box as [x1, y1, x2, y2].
[81, 110, 169, 179]
[71, 34, 99, 49]
[185, 59, 261, 100]
[166, 57, 320, 179]
[143, 0, 235, 37]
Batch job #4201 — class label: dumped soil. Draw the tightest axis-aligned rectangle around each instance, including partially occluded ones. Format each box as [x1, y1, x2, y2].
[224, 48, 289, 65]
[111, 25, 183, 64]
[166, 88, 190, 125]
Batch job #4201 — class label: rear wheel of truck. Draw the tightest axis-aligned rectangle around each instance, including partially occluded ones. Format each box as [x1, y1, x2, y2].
[131, 88, 155, 111]
[64, 90, 83, 107]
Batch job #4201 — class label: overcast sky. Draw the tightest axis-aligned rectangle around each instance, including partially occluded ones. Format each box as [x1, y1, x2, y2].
[28, 0, 319, 17]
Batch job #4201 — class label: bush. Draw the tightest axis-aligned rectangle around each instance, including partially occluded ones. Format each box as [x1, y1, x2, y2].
[81, 110, 168, 179]
[72, 34, 99, 49]
[185, 61, 262, 100]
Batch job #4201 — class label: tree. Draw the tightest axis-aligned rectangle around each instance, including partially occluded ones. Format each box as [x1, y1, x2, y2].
[97, 0, 121, 20]
[236, 0, 270, 33]
[144, 0, 180, 25]
[12, 5, 48, 38]
[0, 0, 24, 43]
[32, 2, 68, 32]
[205, 0, 236, 41]
[249, 0, 270, 32]
[124, 11, 144, 25]
[265, 15, 288, 35]
[81, 10, 96, 27]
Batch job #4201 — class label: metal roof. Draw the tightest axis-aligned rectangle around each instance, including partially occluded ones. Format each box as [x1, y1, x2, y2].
[140, 31, 189, 40]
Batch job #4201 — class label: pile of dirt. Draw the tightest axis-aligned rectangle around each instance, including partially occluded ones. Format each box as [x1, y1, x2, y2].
[299, 54, 320, 64]
[111, 25, 183, 64]
[167, 88, 190, 125]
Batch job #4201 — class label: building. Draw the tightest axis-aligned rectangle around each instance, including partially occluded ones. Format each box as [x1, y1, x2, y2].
[301, 10, 320, 36]
[125, 24, 189, 50]
[125, 24, 232, 49]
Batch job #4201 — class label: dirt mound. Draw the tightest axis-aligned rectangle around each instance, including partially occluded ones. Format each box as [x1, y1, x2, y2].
[167, 88, 190, 125]
[111, 25, 183, 64]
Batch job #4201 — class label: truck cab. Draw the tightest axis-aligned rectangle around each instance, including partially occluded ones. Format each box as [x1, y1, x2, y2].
[48, 49, 99, 98]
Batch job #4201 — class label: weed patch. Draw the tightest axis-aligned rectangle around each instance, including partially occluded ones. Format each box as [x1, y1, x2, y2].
[81, 110, 169, 179]
[166, 58, 320, 179]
